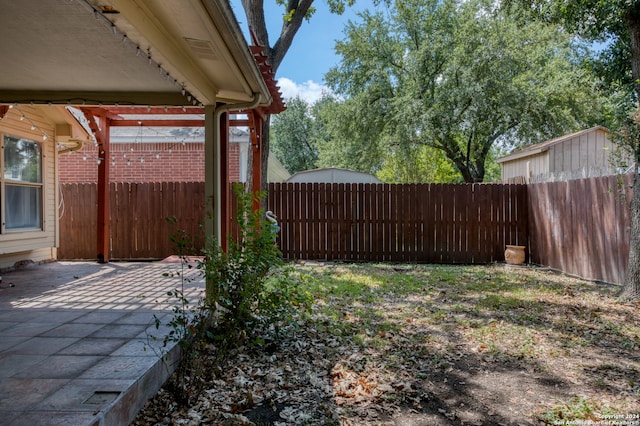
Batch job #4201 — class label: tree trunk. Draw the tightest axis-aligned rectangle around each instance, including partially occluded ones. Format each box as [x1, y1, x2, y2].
[261, 117, 271, 192]
[240, 0, 316, 197]
[449, 152, 485, 183]
[620, 10, 640, 300]
[620, 172, 640, 300]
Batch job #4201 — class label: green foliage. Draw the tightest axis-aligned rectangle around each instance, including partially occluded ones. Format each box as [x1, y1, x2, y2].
[324, 0, 608, 182]
[537, 396, 617, 423]
[313, 93, 386, 174]
[152, 280, 210, 405]
[503, 1, 636, 101]
[198, 185, 310, 344]
[484, 145, 508, 183]
[271, 96, 318, 174]
[147, 219, 209, 404]
[154, 277, 205, 351]
[375, 144, 460, 183]
[271, 81, 508, 183]
[148, 193, 313, 404]
[257, 265, 314, 337]
[159, 191, 313, 350]
[150, 217, 205, 353]
[610, 102, 640, 172]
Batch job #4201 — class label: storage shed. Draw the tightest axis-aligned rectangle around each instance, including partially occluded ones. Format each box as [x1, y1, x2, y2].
[497, 126, 627, 183]
[286, 168, 381, 184]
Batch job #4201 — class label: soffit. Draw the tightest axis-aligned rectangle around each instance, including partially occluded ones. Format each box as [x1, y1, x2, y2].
[0, 0, 268, 106]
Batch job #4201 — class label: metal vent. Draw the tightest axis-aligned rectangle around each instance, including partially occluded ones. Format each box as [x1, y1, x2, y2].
[184, 38, 219, 60]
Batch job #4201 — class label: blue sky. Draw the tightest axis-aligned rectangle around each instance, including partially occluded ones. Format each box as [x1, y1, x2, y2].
[230, 0, 377, 102]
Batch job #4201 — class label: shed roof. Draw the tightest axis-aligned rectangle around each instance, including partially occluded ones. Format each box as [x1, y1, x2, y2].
[267, 153, 291, 183]
[496, 126, 609, 163]
[287, 168, 381, 184]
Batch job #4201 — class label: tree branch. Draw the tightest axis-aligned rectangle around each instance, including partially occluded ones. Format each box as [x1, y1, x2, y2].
[242, 0, 315, 73]
[241, 0, 269, 50]
[270, 0, 315, 71]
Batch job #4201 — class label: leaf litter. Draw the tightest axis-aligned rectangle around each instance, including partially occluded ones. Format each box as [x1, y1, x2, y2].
[133, 263, 640, 425]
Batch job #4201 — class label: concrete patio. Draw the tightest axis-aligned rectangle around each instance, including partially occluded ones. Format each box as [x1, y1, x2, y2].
[0, 259, 205, 426]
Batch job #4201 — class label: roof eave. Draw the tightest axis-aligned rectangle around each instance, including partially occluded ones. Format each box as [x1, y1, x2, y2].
[496, 147, 549, 163]
[203, 0, 272, 107]
[497, 126, 610, 163]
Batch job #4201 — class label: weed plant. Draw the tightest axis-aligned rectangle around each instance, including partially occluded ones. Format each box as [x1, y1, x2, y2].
[198, 185, 311, 352]
[150, 185, 311, 404]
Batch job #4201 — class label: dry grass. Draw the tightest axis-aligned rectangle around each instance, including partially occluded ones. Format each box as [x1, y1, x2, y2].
[134, 263, 640, 425]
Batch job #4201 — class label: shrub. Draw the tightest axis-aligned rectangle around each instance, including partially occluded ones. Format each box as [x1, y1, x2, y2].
[198, 184, 310, 346]
[151, 186, 311, 404]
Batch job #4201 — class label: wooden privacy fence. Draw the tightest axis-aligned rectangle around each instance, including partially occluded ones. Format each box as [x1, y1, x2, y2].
[527, 174, 632, 284]
[266, 183, 528, 263]
[59, 182, 527, 263]
[58, 182, 205, 260]
[58, 177, 632, 284]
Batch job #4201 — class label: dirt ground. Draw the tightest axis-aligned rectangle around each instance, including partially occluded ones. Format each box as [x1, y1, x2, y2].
[132, 263, 640, 425]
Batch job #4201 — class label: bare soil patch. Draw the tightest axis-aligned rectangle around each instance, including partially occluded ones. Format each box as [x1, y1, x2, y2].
[133, 263, 640, 425]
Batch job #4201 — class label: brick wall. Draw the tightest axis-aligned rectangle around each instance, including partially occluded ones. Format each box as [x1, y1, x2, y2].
[229, 143, 241, 182]
[59, 142, 242, 183]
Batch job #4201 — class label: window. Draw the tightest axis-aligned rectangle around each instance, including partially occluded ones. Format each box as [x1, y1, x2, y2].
[2, 135, 43, 231]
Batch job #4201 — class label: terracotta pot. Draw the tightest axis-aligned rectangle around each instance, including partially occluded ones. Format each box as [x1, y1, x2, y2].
[505, 245, 526, 265]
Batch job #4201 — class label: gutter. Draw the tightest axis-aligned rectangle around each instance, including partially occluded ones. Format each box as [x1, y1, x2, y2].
[207, 93, 263, 242]
[201, 0, 273, 107]
[215, 93, 263, 121]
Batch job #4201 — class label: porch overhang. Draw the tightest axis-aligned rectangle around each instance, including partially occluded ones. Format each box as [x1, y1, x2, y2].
[0, 0, 271, 108]
[0, 0, 278, 263]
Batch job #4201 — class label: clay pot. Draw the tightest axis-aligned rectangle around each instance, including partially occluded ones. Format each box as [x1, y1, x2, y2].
[505, 245, 526, 265]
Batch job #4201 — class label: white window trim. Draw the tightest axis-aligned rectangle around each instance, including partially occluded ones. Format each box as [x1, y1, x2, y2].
[0, 132, 46, 235]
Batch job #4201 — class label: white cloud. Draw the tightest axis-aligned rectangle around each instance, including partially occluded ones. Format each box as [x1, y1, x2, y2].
[277, 77, 329, 104]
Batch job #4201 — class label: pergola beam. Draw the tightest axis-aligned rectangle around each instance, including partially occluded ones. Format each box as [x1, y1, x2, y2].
[0, 91, 193, 106]
[81, 108, 110, 263]
[108, 120, 204, 127]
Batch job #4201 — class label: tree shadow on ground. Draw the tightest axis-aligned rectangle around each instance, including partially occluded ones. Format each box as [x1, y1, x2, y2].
[300, 263, 639, 425]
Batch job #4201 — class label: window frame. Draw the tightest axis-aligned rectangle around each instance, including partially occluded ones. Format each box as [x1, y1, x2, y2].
[0, 132, 45, 234]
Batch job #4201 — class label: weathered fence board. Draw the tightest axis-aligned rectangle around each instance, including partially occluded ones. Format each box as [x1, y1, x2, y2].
[59, 177, 632, 284]
[527, 174, 632, 284]
[58, 183, 97, 260]
[58, 182, 205, 260]
[266, 182, 528, 263]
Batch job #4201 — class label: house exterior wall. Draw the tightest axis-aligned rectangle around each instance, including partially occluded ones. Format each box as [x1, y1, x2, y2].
[59, 142, 243, 183]
[0, 106, 58, 269]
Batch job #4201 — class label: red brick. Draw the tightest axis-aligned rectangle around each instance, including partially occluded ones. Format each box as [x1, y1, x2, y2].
[59, 142, 242, 183]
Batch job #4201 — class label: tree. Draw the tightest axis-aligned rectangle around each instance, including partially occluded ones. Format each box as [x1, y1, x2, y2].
[375, 145, 460, 183]
[271, 96, 318, 174]
[312, 93, 386, 173]
[308, 92, 473, 182]
[324, 0, 606, 183]
[502, 1, 640, 301]
[272, 94, 461, 181]
[238, 0, 354, 189]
